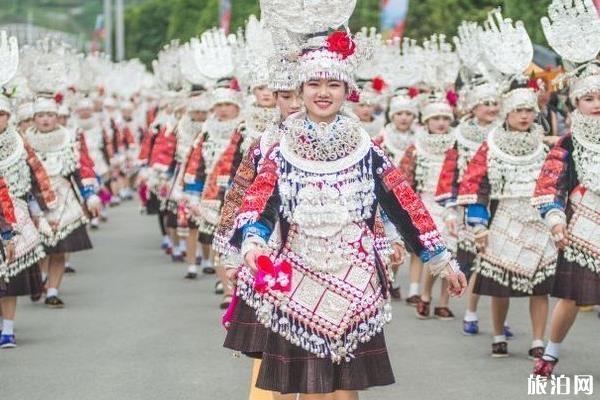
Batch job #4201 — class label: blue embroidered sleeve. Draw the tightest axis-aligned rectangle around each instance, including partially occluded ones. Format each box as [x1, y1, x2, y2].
[184, 182, 204, 195]
[242, 221, 272, 242]
[419, 244, 447, 264]
[537, 200, 565, 218]
[466, 204, 490, 226]
[1, 229, 15, 241]
[80, 185, 96, 200]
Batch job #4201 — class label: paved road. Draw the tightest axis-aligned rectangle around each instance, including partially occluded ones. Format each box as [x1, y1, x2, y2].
[2, 201, 598, 400]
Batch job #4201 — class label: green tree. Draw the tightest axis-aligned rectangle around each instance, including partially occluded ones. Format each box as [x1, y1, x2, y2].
[125, 0, 174, 66]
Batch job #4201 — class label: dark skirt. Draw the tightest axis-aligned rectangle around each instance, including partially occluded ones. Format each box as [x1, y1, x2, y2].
[456, 248, 477, 280]
[474, 273, 554, 297]
[552, 252, 600, 306]
[166, 210, 178, 229]
[146, 192, 161, 215]
[199, 232, 213, 245]
[223, 301, 267, 358]
[0, 264, 43, 298]
[224, 302, 395, 394]
[45, 224, 93, 255]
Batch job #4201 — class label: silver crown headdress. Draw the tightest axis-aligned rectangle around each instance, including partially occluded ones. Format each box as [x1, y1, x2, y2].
[420, 34, 460, 91]
[179, 38, 211, 88]
[234, 15, 275, 91]
[189, 29, 242, 108]
[380, 37, 424, 90]
[0, 31, 19, 86]
[420, 90, 455, 122]
[260, 0, 357, 34]
[480, 9, 533, 77]
[260, 0, 372, 90]
[388, 89, 419, 119]
[478, 9, 536, 116]
[21, 38, 72, 95]
[542, 0, 600, 103]
[453, 21, 501, 112]
[267, 55, 298, 92]
[104, 59, 147, 100]
[153, 40, 185, 91]
[191, 29, 237, 83]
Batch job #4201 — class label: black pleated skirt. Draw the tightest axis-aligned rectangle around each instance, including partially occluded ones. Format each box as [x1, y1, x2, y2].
[223, 301, 395, 394]
[474, 273, 554, 297]
[552, 251, 600, 306]
[0, 264, 43, 298]
[145, 192, 161, 215]
[45, 225, 93, 255]
[456, 248, 477, 280]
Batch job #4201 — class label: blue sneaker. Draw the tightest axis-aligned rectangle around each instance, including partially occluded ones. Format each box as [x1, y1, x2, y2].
[504, 325, 515, 340]
[462, 320, 479, 336]
[0, 334, 16, 349]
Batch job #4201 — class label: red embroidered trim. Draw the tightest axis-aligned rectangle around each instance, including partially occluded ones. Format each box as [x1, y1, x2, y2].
[202, 129, 243, 201]
[123, 126, 136, 148]
[137, 129, 152, 163]
[236, 148, 279, 220]
[214, 140, 260, 247]
[24, 143, 57, 209]
[183, 135, 205, 184]
[77, 133, 97, 183]
[382, 167, 441, 250]
[435, 147, 458, 201]
[399, 144, 417, 188]
[146, 107, 157, 128]
[149, 126, 176, 170]
[457, 142, 488, 205]
[533, 139, 569, 203]
[103, 130, 115, 160]
[0, 177, 16, 225]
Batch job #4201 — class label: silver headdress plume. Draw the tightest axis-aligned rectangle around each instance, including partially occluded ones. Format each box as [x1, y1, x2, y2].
[542, 0, 600, 103]
[453, 21, 500, 112]
[480, 9, 533, 77]
[152, 40, 185, 91]
[191, 29, 237, 83]
[0, 31, 19, 86]
[179, 37, 211, 88]
[478, 9, 536, 115]
[421, 34, 460, 91]
[234, 15, 275, 90]
[21, 38, 72, 95]
[260, 0, 372, 90]
[380, 37, 424, 90]
[260, 0, 357, 34]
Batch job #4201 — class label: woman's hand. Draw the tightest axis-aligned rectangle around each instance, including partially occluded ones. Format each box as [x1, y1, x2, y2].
[225, 268, 238, 287]
[445, 270, 468, 297]
[551, 223, 569, 250]
[389, 242, 405, 267]
[49, 219, 59, 232]
[244, 248, 267, 274]
[474, 227, 488, 251]
[4, 240, 15, 263]
[445, 218, 458, 237]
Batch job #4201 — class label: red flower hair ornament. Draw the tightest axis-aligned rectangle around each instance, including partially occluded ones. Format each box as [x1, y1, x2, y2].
[372, 76, 387, 93]
[446, 90, 458, 107]
[326, 31, 356, 59]
[408, 87, 420, 98]
[54, 92, 64, 105]
[346, 89, 360, 103]
[229, 78, 241, 92]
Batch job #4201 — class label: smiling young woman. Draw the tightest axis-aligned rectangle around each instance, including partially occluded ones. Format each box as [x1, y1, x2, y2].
[532, 66, 600, 377]
[222, 29, 466, 399]
[458, 79, 556, 360]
